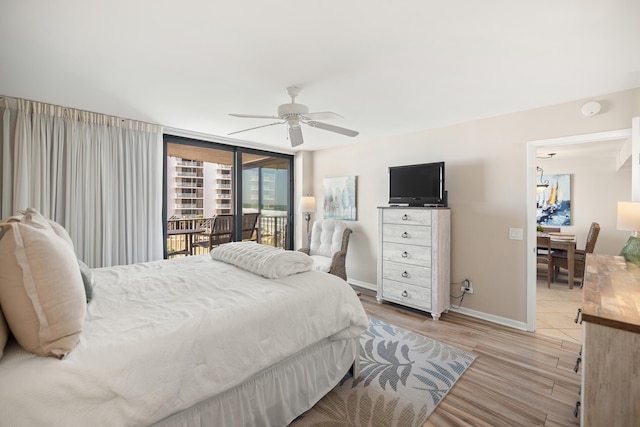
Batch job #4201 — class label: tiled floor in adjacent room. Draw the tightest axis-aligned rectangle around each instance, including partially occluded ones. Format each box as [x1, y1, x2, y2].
[536, 277, 583, 344]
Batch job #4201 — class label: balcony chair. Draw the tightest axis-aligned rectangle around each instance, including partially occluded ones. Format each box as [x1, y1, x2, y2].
[193, 215, 234, 251]
[241, 213, 260, 241]
[551, 222, 600, 288]
[299, 219, 352, 281]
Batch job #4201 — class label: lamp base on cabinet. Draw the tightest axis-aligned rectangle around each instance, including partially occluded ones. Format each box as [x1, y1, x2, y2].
[621, 235, 640, 264]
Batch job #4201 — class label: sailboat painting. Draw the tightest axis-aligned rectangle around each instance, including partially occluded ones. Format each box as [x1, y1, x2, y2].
[536, 174, 571, 226]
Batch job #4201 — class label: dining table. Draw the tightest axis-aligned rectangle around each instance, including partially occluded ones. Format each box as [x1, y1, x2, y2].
[538, 232, 577, 289]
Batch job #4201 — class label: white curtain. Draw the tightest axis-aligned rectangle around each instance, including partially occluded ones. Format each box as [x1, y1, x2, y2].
[0, 96, 164, 267]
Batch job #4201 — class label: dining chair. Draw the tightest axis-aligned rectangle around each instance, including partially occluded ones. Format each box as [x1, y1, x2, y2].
[541, 226, 561, 233]
[536, 235, 553, 287]
[551, 222, 600, 287]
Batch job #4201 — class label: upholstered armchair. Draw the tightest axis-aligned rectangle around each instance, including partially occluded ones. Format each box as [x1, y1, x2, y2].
[299, 219, 352, 281]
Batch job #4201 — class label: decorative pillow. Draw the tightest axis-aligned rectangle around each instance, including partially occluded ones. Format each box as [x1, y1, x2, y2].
[0, 209, 86, 358]
[0, 306, 8, 360]
[48, 219, 74, 249]
[78, 259, 94, 303]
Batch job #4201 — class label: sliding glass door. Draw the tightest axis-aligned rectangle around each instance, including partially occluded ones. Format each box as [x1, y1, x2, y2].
[241, 152, 291, 248]
[163, 135, 293, 258]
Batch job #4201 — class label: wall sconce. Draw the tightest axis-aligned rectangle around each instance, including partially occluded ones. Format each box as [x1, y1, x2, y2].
[536, 167, 549, 194]
[298, 195, 316, 235]
[616, 201, 640, 263]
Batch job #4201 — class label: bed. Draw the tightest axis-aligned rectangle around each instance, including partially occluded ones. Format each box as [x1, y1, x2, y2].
[0, 216, 369, 427]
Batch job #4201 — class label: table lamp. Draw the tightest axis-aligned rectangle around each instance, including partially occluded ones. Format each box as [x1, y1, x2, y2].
[616, 201, 640, 263]
[298, 195, 316, 235]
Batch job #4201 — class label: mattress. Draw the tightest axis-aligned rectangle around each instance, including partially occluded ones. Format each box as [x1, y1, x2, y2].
[0, 254, 368, 427]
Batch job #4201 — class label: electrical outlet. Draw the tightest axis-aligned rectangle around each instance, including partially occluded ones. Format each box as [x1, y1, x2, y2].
[460, 279, 474, 294]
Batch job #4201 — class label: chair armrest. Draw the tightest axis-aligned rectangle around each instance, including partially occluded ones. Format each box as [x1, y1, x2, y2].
[331, 249, 348, 263]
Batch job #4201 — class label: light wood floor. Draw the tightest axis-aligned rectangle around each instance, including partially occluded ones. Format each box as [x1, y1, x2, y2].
[356, 288, 582, 427]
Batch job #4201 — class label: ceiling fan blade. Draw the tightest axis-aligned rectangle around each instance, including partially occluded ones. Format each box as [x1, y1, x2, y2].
[229, 113, 280, 119]
[301, 111, 343, 120]
[289, 125, 304, 147]
[306, 121, 359, 137]
[228, 121, 285, 136]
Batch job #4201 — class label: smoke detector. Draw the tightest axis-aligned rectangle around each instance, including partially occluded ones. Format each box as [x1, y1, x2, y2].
[581, 101, 601, 116]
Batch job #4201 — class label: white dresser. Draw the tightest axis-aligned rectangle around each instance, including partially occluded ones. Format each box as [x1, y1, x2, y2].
[376, 207, 451, 320]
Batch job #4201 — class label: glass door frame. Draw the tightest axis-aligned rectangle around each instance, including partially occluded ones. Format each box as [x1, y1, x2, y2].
[162, 134, 294, 258]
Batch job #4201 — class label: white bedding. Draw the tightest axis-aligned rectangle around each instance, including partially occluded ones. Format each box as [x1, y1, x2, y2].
[0, 254, 368, 427]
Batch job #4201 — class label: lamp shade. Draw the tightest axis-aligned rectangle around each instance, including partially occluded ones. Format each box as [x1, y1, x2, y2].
[616, 202, 640, 231]
[298, 196, 316, 213]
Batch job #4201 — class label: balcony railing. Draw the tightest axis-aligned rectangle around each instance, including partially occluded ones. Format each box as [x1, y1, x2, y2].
[176, 161, 202, 167]
[176, 171, 201, 177]
[166, 214, 288, 258]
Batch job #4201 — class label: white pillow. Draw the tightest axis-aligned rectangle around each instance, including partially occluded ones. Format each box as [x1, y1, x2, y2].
[0, 209, 86, 358]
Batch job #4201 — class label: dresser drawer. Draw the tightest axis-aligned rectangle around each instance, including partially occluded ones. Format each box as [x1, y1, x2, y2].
[382, 261, 432, 288]
[382, 242, 431, 267]
[382, 224, 431, 246]
[381, 280, 431, 310]
[383, 209, 432, 226]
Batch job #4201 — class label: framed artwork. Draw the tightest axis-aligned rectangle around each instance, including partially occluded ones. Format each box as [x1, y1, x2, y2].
[536, 173, 571, 226]
[323, 176, 357, 220]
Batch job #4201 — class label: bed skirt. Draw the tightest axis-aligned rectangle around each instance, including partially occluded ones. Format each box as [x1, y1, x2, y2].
[152, 336, 359, 427]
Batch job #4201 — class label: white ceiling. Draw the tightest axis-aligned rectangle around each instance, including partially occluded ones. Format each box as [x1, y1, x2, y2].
[1, 0, 639, 152]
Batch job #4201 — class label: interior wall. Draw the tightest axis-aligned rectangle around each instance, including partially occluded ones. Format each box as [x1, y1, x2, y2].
[294, 151, 314, 246]
[308, 86, 640, 324]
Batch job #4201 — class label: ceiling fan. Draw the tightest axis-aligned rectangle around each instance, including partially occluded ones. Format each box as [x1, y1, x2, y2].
[228, 86, 359, 147]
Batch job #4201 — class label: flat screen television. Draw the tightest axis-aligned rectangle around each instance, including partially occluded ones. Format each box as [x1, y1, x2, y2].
[388, 161, 446, 207]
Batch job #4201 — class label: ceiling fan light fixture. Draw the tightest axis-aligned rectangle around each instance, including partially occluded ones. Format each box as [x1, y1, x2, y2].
[228, 86, 359, 147]
[278, 103, 308, 117]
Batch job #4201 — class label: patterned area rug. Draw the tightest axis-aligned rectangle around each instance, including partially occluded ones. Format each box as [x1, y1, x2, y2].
[291, 317, 477, 426]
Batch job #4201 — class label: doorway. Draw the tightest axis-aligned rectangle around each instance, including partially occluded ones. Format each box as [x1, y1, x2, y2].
[526, 128, 634, 332]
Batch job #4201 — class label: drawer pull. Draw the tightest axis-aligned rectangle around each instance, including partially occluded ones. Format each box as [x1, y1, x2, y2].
[401, 271, 409, 278]
[402, 214, 408, 220]
[574, 308, 582, 324]
[401, 251, 408, 258]
[573, 357, 581, 373]
[401, 232, 409, 238]
[574, 401, 580, 418]
[401, 290, 408, 297]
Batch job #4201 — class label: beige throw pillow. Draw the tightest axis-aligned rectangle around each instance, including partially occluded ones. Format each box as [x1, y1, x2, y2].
[0, 209, 86, 358]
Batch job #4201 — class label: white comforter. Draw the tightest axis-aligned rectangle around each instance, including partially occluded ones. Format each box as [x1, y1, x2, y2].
[0, 254, 368, 427]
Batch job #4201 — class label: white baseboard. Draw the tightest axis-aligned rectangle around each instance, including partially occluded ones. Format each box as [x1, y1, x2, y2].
[346, 278, 377, 292]
[448, 306, 528, 331]
[347, 278, 528, 331]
